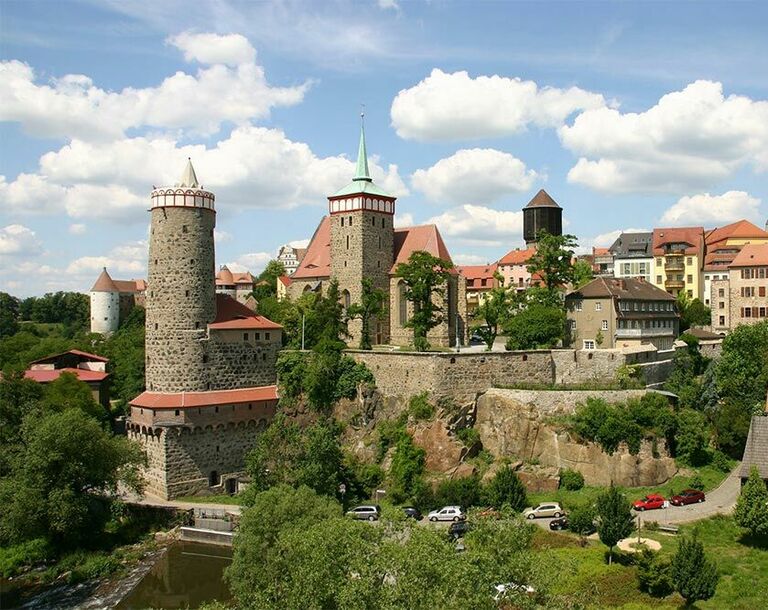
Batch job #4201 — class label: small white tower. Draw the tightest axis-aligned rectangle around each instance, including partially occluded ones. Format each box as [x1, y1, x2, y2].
[90, 267, 121, 334]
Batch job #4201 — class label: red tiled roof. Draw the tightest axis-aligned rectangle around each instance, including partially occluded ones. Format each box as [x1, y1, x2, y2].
[113, 279, 145, 293]
[210, 294, 282, 330]
[498, 247, 537, 266]
[392, 224, 453, 273]
[278, 275, 292, 286]
[90, 268, 118, 292]
[25, 368, 108, 383]
[730, 244, 768, 268]
[130, 385, 279, 409]
[457, 263, 497, 281]
[29, 349, 109, 365]
[524, 189, 560, 209]
[652, 227, 704, 257]
[705, 220, 768, 246]
[292, 216, 331, 280]
[593, 247, 610, 256]
[215, 267, 254, 286]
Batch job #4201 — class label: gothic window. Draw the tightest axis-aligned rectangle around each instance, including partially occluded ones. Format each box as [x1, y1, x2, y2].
[397, 280, 408, 326]
[341, 289, 351, 311]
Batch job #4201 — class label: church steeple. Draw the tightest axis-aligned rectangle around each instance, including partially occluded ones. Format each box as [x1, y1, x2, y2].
[354, 112, 371, 182]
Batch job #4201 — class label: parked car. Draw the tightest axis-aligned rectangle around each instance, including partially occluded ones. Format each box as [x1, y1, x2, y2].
[345, 505, 381, 521]
[523, 503, 563, 519]
[493, 582, 536, 601]
[427, 506, 466, 522]
[670, 489, 706, 506]
[632, 494, 666, 511]
[403, 506, 423, 520]
[449, 520, 472, 539]
[469, 332, 485, 345]
[549, 516, 569, 531]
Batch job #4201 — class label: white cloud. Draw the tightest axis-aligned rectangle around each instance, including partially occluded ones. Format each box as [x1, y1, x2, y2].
[0, 173, 65, 214]
[391, 69, 605, 140]
[68, 223, 87, 235]
[66, 240, 147, 276]
[660, 191, 761, 226]
[168, 31, 256, 66]
[214, 229, 233, 243]
[0, 224, 42, 257]
[0, 40, 308, 141]
[411, 149, 537, 204]
[394, 212, 414, 228]
[377, 0, 399, 10]
[227, 252, 273, 274]
[453, 253, 490, 266]
[562, 80, 768, 193]
[426, 204, 523, 248]
[287, 239, 310, 249]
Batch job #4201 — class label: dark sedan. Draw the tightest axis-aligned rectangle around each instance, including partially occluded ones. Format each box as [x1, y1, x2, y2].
[449, 520, 473, 539]
[670, 489, 705, 506]
[549, 516, 569, 531]
[403, 506, 423, 520]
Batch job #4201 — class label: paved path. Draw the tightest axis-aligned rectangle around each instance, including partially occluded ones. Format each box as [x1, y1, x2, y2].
[124, 491, 242, 515]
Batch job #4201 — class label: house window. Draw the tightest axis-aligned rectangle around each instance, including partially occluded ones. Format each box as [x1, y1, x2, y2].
[265, 332, 271, 340]
[255, 332, 260, 340]
[243, 332, 249, 341]
[595, 302, 602, 311]
[718, 288, 725, 297]
[656, 275, 662, 283]
[687, 257, 692, 265]
[175, 410, 180, 416]
[601, 320, 608, 330]
[575, 301, 582, 312]
[583, 340, 595, 350]
[719, 316, 725, 326]
[687, 275, 692, 283]
[719, 302, 725, 309]
[687, 290, 693, 297]
[760, 286, 766, 297]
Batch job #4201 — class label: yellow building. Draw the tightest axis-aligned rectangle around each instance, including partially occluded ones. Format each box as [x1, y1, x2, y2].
[651, 227, 705, 299]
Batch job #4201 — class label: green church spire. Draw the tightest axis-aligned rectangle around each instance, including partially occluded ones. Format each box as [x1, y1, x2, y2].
[354, 110, 372, 182]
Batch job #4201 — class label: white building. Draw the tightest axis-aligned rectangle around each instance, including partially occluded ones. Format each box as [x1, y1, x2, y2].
[277, 245, 307, 276]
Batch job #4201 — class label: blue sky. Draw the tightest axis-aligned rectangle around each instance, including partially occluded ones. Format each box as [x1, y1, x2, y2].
[1, 0, 767, 296]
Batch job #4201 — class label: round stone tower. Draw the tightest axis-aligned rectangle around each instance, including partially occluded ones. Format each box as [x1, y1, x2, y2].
[145, 159, 216, 392]
[90, 267, 121, 334]
[523, 189, 563, 247]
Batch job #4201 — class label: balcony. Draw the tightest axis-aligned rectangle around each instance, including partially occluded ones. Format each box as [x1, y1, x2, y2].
[664, 259, 685, 272]
[665, 278, 684, 290]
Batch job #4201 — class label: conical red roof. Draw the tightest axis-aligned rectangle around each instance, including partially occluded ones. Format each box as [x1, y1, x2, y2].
[524, 189, 560, 209]
[90, 267, 119, 292]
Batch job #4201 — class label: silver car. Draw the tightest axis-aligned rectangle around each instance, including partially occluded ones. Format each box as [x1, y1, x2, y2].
[345, 505, 380, 521]
[427, 506, 466, 522]
[523, 502, 563, 519]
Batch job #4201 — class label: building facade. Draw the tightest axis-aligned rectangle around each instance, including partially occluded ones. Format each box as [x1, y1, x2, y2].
[215, 265, 255, 304]
[651, 227, 705, 299]
[592, 247, 614, 276]
[127, 160, 281, 499]
[25, 349, 110, 407]
[711, 244, 768, 333]
[456, 263, 498, 316]
[566, 277, 679, 351]
[497, 247, 536, 292]
[90, 268, 146, 334]
[277, 245, 307, 276]
[609, 232, 653, 282]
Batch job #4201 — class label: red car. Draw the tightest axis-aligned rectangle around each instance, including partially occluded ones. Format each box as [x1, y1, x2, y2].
[633, 494, 666, 511]
[670, 489, 705, 506]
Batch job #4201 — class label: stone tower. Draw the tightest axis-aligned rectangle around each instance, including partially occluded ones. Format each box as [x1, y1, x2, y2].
[90, 267, 121, 334]
[329, 116, 395, 345]
[523, 189, 563, 247]
[145, 160, 216, 392]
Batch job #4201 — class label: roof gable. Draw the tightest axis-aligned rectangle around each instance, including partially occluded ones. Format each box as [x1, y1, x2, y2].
[391, 224, 454, 273]
[292, 216, 331, 280]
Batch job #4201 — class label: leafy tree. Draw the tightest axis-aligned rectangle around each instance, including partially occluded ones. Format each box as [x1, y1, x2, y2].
[568, 503, 597, 537]
[559, 468, 584, 491]
[482, 465, 528, 512]
[394, 251, 454, 351]
[716, 321, 768, 414]
[473, 273, 512, 350]
[526, 230, 579, 298]
[711, 398, 753, 459]
[636, 549, 674, 597]
[21, 292, 90, 332]
[347, 278, 387, 350]
[734, 465, 768, 537]
[0, 291, 20, 338]
[676, 292, 711, 331]
[312, 279, 349, 352]
[671, 536, 719, 605]
[596, 485, 634, 564]
[42, 372, 108, 423]
[504, 305, 565, 350]
[101, 306, 146, 409]
[433, 475, 482, 510]
[674, 408, 710, 465]
[572, 258, 594, 289]
[252, 260, 286, 301]
[388, 433, 426, 503]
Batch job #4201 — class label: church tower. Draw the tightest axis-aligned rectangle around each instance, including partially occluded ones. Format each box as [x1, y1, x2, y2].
[145, 160, 216, 392]
[523, 189, 563, 247]
[329, 115, 395, 345]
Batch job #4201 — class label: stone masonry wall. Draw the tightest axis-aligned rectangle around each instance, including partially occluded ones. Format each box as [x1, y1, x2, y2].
[146, 206, 216, 392]
[205, 330, 281, 390]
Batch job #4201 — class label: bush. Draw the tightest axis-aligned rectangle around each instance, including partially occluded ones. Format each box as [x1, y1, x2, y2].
[711, 450, 731, 473]
[433, 476, 482, 509]
[482, 466, 527, 512]
[334, 356, 375, 401]
[388, 434, 426, 504]
[568, 503, 596, 536]
[637, 549, 674, 597]
[689, 474, 704, 491]
[559, 468, 584, 491]
[408, 392, 435, 420]
[376, 412, 408, 462]
[456, 427, 480, 448]
[0, 538, 51, 578]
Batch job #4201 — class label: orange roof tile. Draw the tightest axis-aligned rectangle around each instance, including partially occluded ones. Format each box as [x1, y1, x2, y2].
[210, 294, 282, 330]
[130, 385, 279, 409]
[113, 279, 145, 293]
[90, 268, 119, 292]
[292, 216, 331, 280]
[652, 227, 704, 257]
[29, 349, 109, 365]
[457, 264, 497, 281]
[25, 368, 108, 383]
[498, 247, 537, 265]
[730, 243, 768, 268]
[593, 247, 610, 256]
[705, 220, 768, 246]
[391, 224, 454, 273]
[278, 275, 292, 286]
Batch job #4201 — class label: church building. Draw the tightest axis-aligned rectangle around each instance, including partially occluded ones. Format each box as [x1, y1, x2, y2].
[288, 120, 467, 348]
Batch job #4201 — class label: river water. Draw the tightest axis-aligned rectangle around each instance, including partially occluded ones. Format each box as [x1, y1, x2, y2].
[115, 541, 233, 609]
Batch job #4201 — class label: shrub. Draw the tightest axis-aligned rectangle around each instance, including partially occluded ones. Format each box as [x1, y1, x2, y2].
[482, 466, 527, 512]
[408, 392, 435, 420]
[456, 427, 480, 448]
[710, 450, 730, 473]
[376, 412, 408, 462]
[559, 468, 585, 491]
[637, 549, 674, 597]
[616, 364, 643, 389]
[433, 475, 482, 509]
[688, 474, 704, 491]
[671, 536, 719, 604]
[334, 356, 375, 401]
[388, 434, 426, 504]
[568, 503, 596, 536]
[0, 538, 51, 578]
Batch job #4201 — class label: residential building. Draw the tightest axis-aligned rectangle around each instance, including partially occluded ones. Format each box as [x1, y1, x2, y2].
[609, 232, 653, 282]
[457, 263, 498, 316]
[711, 243, 768, 333]
[89, 268, 146, 334]
[25, 349, 110, 406]
[592, 247, 614, 276]
[215, 265, 255, 303]
[276, 275, 291, 301]
[523, 189, 562, 247]
[497, 247, 536, 292]
[740, 415, 768, 485]
[566, 277, 679, 351]
[277, 244, 307, 276]
[651, 227, 705, 299]
[702, 220, 768, 306]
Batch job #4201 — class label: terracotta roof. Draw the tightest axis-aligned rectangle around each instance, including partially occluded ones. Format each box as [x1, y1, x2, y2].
[652, 227, 705, 257]
[524, 189, 560, 209]
[292, 216, 331, 280]
[498, 247, 537, 266]
[457, 263, 497, 281]
[210, 294, 282, 330]
[295, 247, 307, 260]
[567, 276, 677, 301]
[90, 268, 119, 292]
[740, 416, 768, 479]
[278, 275, 292, 286]
[29, 349, 109, 365]
[25, 368, 108, 383]
[130, 385, 278, 409]
[215, 267, 253, 286]
[705, 220, 768, 246]
[593, 247, 611, 256]
[730, 243, 768, 268]
[392, 224, 454, 273]
[113, 279, 145, 293]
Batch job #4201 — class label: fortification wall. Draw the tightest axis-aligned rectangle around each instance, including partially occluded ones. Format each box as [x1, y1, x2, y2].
[205, 332, 280, 390]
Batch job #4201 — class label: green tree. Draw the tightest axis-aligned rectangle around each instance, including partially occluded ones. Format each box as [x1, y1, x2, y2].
[42, 371, 108, 423]
[676, 292, 712, 331]
[101, 306, 146, 409]
[568, 503, 597, 537]
[482, 465, 528, 512]
[711, 398, 753, 459]
[671, 536, 719, 605]
[473, 273, 512, 350]
[734, 465, 768, 537]
[252, 260, 287, 301]
[388, 433, 426, 503]
[596, 485, 634, 564]
[504, 305, 565, 350]
[636, 549, 674, 597]
[674, 408, 710, 465]
[394, 251, 454, 351]
[716, 321, 768, 414]
[526, 230, 579, 299]
[572, 258, 594, 289]
[0, 291, 20, 338]
[347, 278, 387, 350]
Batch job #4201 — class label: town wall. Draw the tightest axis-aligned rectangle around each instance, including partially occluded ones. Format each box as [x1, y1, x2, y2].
[205, 331, 281, 390]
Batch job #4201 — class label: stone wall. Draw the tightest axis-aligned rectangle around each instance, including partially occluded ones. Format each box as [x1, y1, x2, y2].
[205, 330, 280, 390]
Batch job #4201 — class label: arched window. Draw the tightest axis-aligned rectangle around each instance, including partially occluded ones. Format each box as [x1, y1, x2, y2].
[341, 289, 351, 311]
[398, 280, 408, 326]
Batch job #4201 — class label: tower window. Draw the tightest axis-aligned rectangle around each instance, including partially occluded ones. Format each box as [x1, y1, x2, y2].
[195, 321, 200, 329]
[185, 290, 189, 297]
[175, 410, 180, 416]
[341, 217, 344, 227]
[372, 217, 375, 226]
[349, 216, 352, 225]
[182, 225, 188, 233]
[265, 332, 271, 340]
[154, 323, 158, 330]
[379, 236, 382, 249]
[382, 218, 385, 228]
[190, 259, 195, 264]
[346, 235, 350, 249]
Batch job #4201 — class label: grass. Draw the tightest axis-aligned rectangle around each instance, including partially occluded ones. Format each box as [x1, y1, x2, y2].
[528, 463, 731, 511]
[175, 494, 243, 505]
[533, 515, 768, 609]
